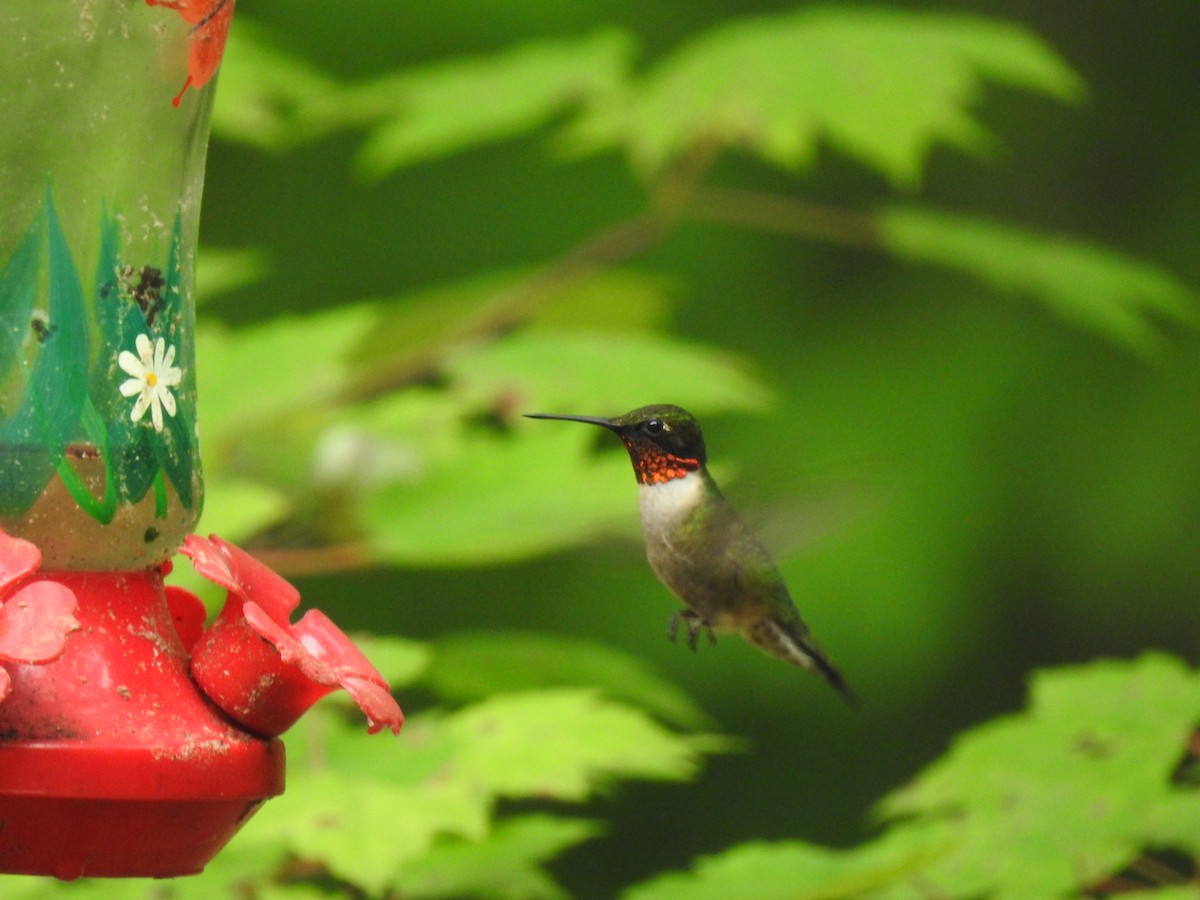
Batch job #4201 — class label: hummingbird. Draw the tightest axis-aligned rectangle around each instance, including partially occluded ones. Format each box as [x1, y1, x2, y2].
[525, 404, 856, 703]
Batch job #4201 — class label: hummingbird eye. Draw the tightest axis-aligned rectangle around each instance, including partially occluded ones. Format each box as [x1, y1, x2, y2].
[644, 419, 665, 434]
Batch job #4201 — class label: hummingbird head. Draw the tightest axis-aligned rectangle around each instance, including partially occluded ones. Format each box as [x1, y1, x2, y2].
[525, 404, 707, 485]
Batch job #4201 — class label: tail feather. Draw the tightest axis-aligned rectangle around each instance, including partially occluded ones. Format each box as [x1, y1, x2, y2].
[749, 617, 858, 706]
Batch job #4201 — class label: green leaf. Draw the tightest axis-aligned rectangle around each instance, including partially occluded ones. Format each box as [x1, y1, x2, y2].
[436, 689, 726, 801]
[393, 815, 603, 900]
[348, 268, 678, 395]
[0, 204, 43, 381]
[622, 831, 949, 900]
[428, 630, 713, 730]
[211, 22, 344, 152]
[342, 31, 633, 177]
[444, 329, 772, 419]
[0, 876, 60, 899]
[197, 245, 269, 303]
[881, 205, 1198, 350]
[196, 305, 377, 444]
[362, 419, 634, 565]
[0, 207, 50, 515]
[253, 689, 699, 897]
[244, 772, 489, 896]
[195, 473, 291, 544]
[877, 653, 1200, 899]
[568, 8, 1082, 184]
[341, 633, 433, 690]
[33, 186, 89, 457]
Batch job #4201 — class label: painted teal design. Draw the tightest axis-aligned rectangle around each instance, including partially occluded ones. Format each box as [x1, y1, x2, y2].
[0, 211, 51, 514]
[0, 186, 198, 522]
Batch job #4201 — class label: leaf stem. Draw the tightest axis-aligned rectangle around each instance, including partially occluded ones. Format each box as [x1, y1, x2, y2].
[1126, 853, 1190, 886]
[681, 185, 880, 248]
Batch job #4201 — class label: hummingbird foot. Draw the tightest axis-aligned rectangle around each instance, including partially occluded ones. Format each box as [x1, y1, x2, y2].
[668, 609, 716, 651]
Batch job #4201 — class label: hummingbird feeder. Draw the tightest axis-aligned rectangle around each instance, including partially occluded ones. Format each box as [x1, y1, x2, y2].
[0, 0, 402, 879]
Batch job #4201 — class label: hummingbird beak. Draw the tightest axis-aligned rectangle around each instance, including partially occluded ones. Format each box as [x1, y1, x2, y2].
[524, 412, 619, 431]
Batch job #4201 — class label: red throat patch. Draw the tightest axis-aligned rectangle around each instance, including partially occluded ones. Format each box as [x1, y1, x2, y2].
[622, 438, 701, 485]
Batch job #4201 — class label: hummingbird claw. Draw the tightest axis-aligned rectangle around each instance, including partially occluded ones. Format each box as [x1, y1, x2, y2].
[668, 610, 714, 651]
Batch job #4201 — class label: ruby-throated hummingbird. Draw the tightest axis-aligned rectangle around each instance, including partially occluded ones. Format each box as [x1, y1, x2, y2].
[526, 404, 856, 703]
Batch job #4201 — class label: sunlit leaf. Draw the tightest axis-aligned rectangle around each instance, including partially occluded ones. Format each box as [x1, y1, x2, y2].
[394, 815, 602, 900]
[347, 268, 676, 397]
[212, 22, 343, 151]
[342, 31, 633, 176]
[363, 421, 633, 565]
[196, 306, 375, 442]
[428, 630, 713, 729]
[444, 330, 771, 415]
[340, 633, 433, 690]
[195, 473, 291, 545]
[568, 7, 1082, 184]
[622, 830, 949, 900]
[439, 689, 728, 801]
[244, 772, 489, 896]
[197, 245, 269, 303]
[877, 654, 1200, 900]
[0, 876, 58, 899]
[881, 205, 1198, 350]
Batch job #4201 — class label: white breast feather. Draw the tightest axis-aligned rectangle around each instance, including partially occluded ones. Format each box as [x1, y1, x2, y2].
[637, 470, 704, 531]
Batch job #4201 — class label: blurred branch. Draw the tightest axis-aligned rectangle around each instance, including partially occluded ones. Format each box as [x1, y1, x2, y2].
[247, 541, 375, 577]
[682, 186, 879, 249]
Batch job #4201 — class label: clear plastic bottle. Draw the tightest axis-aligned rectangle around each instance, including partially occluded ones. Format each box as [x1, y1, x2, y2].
[0, 2, 218, 569]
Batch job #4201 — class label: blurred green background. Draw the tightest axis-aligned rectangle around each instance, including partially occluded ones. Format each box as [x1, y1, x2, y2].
[189, 1, 1200, 896]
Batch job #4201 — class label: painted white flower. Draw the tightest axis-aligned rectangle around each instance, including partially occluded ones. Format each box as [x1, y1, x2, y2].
[118, 333, 182, 432]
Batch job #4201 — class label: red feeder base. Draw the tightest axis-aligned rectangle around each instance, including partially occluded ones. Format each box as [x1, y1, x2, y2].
[0, 569, 286, 879]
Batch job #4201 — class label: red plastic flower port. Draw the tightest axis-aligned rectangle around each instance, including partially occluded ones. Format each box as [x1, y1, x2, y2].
[147, 0, 237, 107]
[0, 531, 79, 703]
[180, 534, 403, 738]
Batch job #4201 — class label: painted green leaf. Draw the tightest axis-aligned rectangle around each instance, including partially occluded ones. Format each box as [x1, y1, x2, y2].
[95, 207, 158, 505]
[149, 401, 197, 510]
[32, 189, 89, 457]
[106, 421, 156, 505]
[428, 630, 713, 730]
[568, 8, 1082, 184]
[92, 204, 125, 398]
[343, 31, 633, 177]
[876, 653, 1200, 899]
[158, 214, 198, 510]
[881, 205, 1198, 350]
[393, 815, 603, 900]
[0, 210, 51, 516]
[0, 208, 42, 382]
